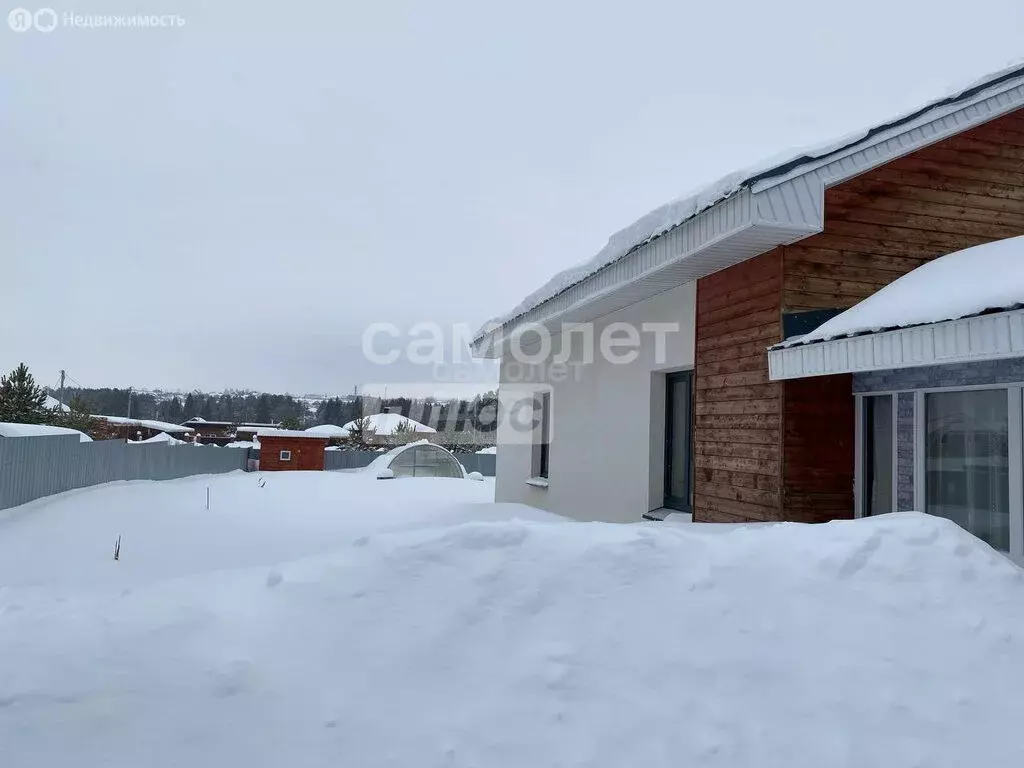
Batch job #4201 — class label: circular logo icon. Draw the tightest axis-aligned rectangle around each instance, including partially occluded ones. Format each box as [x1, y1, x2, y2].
[8, 8, 33, 31]
[34, 7, 57, 32]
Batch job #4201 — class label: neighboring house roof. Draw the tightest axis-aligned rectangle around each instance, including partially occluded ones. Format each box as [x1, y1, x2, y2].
[129, 432, 187, 445]
[767, 237, 1024, 380]
[304, 424, 351, 437]
[0, 422, 92, 442]
[44, 395, 70, 412]
[472, 61, 1024, 357]
[341, 413, 436, 435]
[255, 429, 329, 439]
[95, 415, 195, 434]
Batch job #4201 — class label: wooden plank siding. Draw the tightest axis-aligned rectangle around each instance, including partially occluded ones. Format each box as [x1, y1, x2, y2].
[694, 107, 1024, 523]
[694, 249, 783, 522]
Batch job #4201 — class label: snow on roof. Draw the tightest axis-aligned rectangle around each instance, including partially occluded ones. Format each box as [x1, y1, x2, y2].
[44, 395, 70, 412]
[255, 429, 330, 440]
[477, 61, 1024, 339]
[341, 413, 436, 435]
[0, 422, 92, 442]
[95, 415, 194, 434]
[776, 236, 1024, 348]
[303, 424, 351, 437]
[129, 432, 187, 446]
[475, 446, 497, 454]
[224, 439, 259, 449]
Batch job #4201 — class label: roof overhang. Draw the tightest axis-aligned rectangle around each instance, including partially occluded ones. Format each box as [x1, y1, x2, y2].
[768, 308, 1024, 380]
[473, 66, 1024, 360]
[473, 189, 821, 358]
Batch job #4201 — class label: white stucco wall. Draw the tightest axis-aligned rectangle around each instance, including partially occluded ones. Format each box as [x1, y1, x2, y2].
[495, 282, 696, 523]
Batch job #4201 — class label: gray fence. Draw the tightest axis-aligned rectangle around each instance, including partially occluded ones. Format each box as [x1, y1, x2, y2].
[323, 449, 496, 476]
[0, 436, 250, 512]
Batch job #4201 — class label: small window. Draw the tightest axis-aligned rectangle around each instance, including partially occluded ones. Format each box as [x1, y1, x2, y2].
[280, 450, 292, 461]
[531, 392, 551, 479]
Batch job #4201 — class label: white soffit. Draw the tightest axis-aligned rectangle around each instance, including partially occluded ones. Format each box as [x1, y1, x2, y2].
[768, 309, 1024, 380]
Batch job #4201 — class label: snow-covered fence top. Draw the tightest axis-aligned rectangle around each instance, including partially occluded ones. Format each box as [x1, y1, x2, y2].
[0, 435, 249, 512]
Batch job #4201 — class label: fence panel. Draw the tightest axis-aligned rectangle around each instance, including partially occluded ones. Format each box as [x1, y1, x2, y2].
[457, 454, 496, 476]
[0, 438, 249, 512]
[323, 450, 379, 471]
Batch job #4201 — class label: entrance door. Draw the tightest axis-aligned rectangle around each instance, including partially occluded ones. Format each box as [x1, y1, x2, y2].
[665, 371, 694, 512]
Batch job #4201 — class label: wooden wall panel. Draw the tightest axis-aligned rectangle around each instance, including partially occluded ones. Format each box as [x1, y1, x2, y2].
[783, 109, 1024, 313]
[693, 249, 783, 522]
[693, 107, 1024, 524]
[259, 437, 328, 471]
[776, 108, 1024, 521]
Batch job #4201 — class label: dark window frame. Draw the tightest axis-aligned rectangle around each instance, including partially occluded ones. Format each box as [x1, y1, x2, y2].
[532, 391, 551, 479]
[664, 371, 694, 513]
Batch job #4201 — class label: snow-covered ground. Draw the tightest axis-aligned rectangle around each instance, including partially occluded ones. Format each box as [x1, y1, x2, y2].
[2, 473, 1024, 767]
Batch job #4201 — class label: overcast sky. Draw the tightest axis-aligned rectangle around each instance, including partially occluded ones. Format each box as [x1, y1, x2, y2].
[4, 0, 1023, 396]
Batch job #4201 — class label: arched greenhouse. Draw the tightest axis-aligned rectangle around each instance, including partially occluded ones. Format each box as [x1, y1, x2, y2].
[370, 440, 465, 479]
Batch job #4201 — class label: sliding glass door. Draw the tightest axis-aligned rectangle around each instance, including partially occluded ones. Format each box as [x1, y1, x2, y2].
[926, 389, 1010, 552]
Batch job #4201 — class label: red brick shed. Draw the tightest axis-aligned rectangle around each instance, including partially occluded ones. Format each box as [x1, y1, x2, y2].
[256, 430, 329, 471]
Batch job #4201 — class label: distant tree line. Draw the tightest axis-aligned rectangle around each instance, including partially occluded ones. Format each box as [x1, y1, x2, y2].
[47, 382, 500, 438]
[3, 363, 498, 450]
[58, 388, 311, 428]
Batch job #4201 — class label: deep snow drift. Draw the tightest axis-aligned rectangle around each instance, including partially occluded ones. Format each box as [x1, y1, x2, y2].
[2, 474, 1024, 767]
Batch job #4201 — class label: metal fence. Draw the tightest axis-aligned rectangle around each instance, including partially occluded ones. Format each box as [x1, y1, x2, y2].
[322, 449, 496, 476]
[0, 436, 250, 512]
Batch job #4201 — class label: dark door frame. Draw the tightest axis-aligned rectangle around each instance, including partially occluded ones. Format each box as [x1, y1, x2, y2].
[664, 370, 695, 512]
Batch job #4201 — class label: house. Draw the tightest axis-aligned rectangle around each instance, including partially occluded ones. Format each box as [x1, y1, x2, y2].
[179, 419, 280, 446]
[472, 62, 1024, 547]
[180, 418, 236, 441]
[255, 429, 329, 471]
[92, 415, 194, 442]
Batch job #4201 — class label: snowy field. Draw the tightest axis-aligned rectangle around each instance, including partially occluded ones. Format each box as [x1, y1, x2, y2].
[2, 472, 1024, 767]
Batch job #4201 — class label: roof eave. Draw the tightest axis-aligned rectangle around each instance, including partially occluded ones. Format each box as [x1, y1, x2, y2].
[767, 308, 1024, 380]
[474, 68, 1024, 360]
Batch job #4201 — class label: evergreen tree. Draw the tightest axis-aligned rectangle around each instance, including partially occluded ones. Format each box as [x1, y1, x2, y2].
[183, 393, 197, 420]
[255, 394, 272, 423]
[165, 396, 183, 423]
[0, 363, 49, 424]
[51, 396, 98, 434]
[345, 415, 376, 448]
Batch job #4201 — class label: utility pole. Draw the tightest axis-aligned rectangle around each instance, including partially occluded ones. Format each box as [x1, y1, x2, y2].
[58, 369, 66, 408]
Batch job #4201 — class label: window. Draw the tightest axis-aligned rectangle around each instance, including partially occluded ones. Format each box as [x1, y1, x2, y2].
[926, 390, 1009, 551]
[531, 391, 551, 480]
[862, 395, 894, 516]
[664, 371, 694, 512]
[279, 450, 292, 461]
